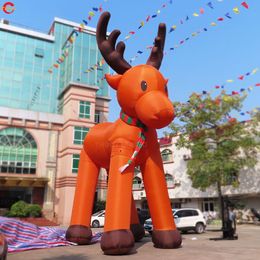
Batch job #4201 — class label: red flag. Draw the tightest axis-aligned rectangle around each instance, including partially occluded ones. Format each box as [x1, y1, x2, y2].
[215, 85, 220, 89]
[146, 15, 150, 22]
[241, 2, 249, 9]
[217, 17, 224, 21]
[238, 75, 244, 80]
[232, 91, 239, 95]
[255, 83, 260, 86]
[228, 118, 237, 124]
[129, 31, 135, 35]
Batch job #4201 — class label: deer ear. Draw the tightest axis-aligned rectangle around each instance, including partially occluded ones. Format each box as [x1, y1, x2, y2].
[105, 74, 122, 90]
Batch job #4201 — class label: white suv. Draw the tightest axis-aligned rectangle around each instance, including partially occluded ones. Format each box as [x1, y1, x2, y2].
[144, 208, 206, 234]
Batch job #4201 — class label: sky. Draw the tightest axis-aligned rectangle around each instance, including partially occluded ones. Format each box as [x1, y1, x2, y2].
[1, 0, 260, 136]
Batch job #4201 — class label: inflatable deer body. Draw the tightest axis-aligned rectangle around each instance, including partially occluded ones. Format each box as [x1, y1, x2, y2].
[66, 12, 182, 255]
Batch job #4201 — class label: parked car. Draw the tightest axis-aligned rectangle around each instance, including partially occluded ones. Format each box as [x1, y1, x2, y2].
[91, 210, 105, 228]
[144, 208, 206, 234]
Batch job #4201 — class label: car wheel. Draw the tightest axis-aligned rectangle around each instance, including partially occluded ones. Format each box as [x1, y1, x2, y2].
[195, 223, 205, 234]
[92, 220, 100, 228]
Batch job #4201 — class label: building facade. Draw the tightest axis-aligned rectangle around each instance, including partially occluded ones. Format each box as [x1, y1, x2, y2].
[133, 136, 260, 217]
[0, 17, 110, 224]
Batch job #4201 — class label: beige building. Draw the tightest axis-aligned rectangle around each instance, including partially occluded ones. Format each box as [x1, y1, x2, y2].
[0, 17, 110, 225]
[133, 136, 260, 216]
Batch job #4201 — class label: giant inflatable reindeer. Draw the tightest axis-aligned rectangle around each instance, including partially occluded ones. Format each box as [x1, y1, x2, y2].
[66, 12, 182, 255]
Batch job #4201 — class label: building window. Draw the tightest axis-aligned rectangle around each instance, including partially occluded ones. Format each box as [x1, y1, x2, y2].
[95, 110, 101, 124]
[0, 128, 37, 174]
[79, 101, 91, 119]
[202, 198, 215, 212]
[72, 154, 80, 173]
[161, 149, 173, 162]
[165, 173, 174, 187]
[133, 177, 142, 189]
[73, 126, 89, 145]
[35, 48, 44, 58]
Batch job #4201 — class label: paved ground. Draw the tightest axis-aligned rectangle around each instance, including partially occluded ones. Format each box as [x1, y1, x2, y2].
[7, 224, 260, 260]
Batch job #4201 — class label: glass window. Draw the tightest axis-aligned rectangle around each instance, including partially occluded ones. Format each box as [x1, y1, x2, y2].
[95, 110, 101, 124]
[73, 126, 89, 145]
[133, 177, 142, 189]
[192, 210, 199, 216]
[165, 174, 174, 187]
[0, 128, 37, 174]
[79, 101, 91, 119]
[35, 48, 44, 58]
[176, 210, 193, 218]
[203, 199, 215, 212]
[161, 149, 173, 162]
[72, 154, 80, 173]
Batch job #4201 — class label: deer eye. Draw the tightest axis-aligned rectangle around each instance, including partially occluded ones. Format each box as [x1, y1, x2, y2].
[141, 80, 147, 91]
[165, 85, 168, 95]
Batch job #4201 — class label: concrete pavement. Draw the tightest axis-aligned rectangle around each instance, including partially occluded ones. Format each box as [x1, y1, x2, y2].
[7, 225, 260, 260]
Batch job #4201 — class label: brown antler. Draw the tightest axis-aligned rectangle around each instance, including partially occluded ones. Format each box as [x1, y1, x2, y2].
[96, 12, 132, 75]
[146, 23, 166, 69]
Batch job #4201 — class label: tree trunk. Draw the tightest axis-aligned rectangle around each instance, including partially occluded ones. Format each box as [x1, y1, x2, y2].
[217, 181, 224, 230]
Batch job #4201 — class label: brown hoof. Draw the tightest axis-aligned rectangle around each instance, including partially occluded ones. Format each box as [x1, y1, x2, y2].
[152, 229, 182, 249]
[101, 229, 134, 255]
[0, 234, 8, 260]
[65, 225, 92, 245]
[130, 223, 145, 242]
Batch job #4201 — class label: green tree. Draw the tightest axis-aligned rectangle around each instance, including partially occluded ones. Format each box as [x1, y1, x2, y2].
[169, 91, 260, 229]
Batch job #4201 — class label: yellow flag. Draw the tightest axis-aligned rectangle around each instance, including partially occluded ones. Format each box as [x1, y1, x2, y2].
[211, 22, 217, 26]
[226, 79, 234, 83]
[193, 13, 199, 17]
[233, 7, 240, 14]
[252, 68, 259, 74]
[192, 32, 197, 37]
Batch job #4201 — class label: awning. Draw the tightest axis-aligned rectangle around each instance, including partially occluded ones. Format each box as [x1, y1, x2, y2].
[0, 176, 49, 187]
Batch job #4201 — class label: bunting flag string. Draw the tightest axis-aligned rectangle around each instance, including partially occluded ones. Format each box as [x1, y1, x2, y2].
[82, 0, 174, 74]
[169, 0, 227, 33]
[184, 66, 260, 119]
[48, 30, 79, 73]
[129, 1, 250, 64]
[183, 88, 259, 123]
[190, 67, 259, 99]
[28, 85, 41, 109]
[48, 0, 108, 74]
[123, 0, 173, 41]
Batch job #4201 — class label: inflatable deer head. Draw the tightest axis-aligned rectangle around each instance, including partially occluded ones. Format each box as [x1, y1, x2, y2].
[97, 12, 174, 129]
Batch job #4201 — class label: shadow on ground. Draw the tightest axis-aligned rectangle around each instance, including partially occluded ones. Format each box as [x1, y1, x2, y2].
[42, 254, 88, 260]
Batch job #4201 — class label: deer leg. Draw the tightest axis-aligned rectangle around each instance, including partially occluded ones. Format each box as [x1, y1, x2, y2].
[101, 141, 135, 255]
[141, 149, 182, 249]
[66, 149, 99, 245]
[130, 195, 145, 242]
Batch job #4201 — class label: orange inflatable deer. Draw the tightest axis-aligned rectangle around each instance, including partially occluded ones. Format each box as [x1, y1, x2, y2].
[66, 12, 182, 255]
